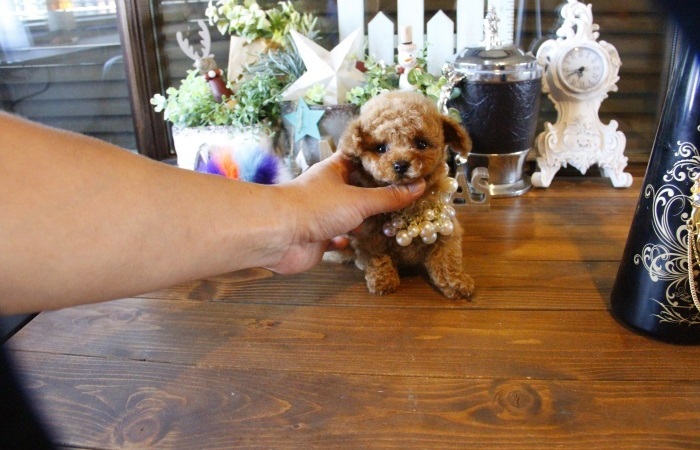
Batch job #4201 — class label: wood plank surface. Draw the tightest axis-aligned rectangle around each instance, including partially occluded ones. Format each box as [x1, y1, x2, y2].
[8, 297, 700, 382]
[9, 163, 700, 448]
[137, 260, 619, 310]
[13, 352, 700, 449]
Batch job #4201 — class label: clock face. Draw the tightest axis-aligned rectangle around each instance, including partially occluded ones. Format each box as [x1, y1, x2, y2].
[557, 45, 607, 93]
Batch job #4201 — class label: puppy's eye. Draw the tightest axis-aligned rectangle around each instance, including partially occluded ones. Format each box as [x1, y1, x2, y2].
[416, 139, 429, 150]
[376, 143, 388, 154]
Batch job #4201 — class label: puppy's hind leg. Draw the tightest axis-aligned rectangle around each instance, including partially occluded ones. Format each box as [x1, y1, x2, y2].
[364, 254, 400, 295]
[425, 240, 474, 300]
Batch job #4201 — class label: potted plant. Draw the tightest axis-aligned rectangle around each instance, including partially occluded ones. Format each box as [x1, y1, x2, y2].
[347, 54, 449, 107]
[150, 0, 451, 174]
[150, 68, 287, 170]
[205, 0, 317, 84]
[281, 50, 452, 168]
[150, 1, 316, 170]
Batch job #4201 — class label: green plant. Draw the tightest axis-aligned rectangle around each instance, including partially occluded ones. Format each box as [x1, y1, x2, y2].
[150, 70, 286, 131]
[151, 0, 322, 131]
[346, 57, 399, 106]
[266, 1, 318, 46]
[304, 84, 326, 105]
[229, 72, 287, 130]
[153, 5, 452, 132]
[206, 0, 317, 47]
[150, 70, 236, 127]
[406, 66, 448, 102]
[244, 43, 306, 80]
[346, 54, 448, 107]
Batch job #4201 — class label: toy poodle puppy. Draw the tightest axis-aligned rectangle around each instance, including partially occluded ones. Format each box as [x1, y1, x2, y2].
[338, 91, 475, 300]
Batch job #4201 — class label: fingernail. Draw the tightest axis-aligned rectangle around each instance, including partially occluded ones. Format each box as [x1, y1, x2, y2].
[407, 180, 425, 194]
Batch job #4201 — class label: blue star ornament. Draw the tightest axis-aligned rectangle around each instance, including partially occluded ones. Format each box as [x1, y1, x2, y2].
[283, 99, 325, 142]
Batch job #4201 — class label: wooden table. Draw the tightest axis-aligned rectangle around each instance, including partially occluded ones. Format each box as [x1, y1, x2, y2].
[6, 165, 700, 449]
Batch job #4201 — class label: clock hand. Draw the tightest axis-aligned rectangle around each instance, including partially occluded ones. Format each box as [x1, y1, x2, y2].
[565, 66, 586, 77]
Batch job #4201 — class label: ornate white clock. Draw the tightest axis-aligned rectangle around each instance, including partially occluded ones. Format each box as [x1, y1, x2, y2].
[531, 0, 632, 188]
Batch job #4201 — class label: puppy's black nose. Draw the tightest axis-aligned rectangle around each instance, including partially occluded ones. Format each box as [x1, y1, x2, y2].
[393, 160, 410, 175]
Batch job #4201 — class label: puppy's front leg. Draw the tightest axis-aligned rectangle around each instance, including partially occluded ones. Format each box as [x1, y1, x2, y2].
[425, 239, 474, 300]
[364, 254, 400, 295]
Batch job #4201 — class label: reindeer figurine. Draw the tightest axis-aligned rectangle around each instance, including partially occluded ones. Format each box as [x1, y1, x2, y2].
[177, 20, 233, 102]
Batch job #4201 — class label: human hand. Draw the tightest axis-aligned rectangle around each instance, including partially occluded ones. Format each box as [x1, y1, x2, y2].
[265, 151, 425, 274]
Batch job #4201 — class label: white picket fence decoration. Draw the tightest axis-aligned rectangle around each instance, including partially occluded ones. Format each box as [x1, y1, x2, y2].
[368, 13, 394, 65]
[337, 0, 516, 75]
[398, 0, 425, 51]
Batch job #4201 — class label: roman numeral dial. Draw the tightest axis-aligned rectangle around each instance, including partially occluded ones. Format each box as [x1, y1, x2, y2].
[558, 46, 606, 93]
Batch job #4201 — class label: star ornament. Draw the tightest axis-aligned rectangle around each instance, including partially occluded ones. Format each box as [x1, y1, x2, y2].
[283, 98, 325, 142]
[282, 28, 366, 105]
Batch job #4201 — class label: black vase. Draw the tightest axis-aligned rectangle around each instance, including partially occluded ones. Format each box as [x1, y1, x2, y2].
[610, 30, 700, 344]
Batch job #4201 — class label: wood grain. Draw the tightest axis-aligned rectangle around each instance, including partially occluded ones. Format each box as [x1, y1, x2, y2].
[9, 298, 700, 382]
[14, 352, 700, 449]
[138, 260, 618, 310]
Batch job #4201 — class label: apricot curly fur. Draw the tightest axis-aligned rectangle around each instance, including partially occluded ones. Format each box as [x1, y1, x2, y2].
[336, 91, 474, 299]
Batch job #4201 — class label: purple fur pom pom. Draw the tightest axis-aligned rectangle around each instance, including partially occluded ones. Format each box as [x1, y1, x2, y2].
[252, 153, 282, 184]
[194, 142, 290, 184]
[196, 157, 225, 177]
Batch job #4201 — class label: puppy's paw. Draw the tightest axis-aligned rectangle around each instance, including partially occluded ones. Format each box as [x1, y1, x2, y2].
[323, 249, 355, 264]
[366, 271, 400, 295]
[440, 274, 475, 300]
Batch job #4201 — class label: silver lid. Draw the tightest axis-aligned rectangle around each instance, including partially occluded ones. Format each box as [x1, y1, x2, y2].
[447, 46, 542, 83]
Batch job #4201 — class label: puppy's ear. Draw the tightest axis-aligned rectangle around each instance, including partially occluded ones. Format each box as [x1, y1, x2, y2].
[442, 116, 472, 157]
[338, 119, 364, 159]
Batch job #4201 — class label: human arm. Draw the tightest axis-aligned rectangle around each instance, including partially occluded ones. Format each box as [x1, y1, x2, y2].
[0, 113, 424, 314]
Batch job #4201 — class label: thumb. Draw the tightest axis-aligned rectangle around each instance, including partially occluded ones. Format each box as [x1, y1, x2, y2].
[362, 179, 426, 217]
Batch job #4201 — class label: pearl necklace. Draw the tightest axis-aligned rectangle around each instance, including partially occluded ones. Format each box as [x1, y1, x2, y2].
[382, 175, 459, 246]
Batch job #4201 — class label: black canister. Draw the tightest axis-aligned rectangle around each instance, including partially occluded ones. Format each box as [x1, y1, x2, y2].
[443, 45, 542, 197]
[610, 29, 700, 344]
